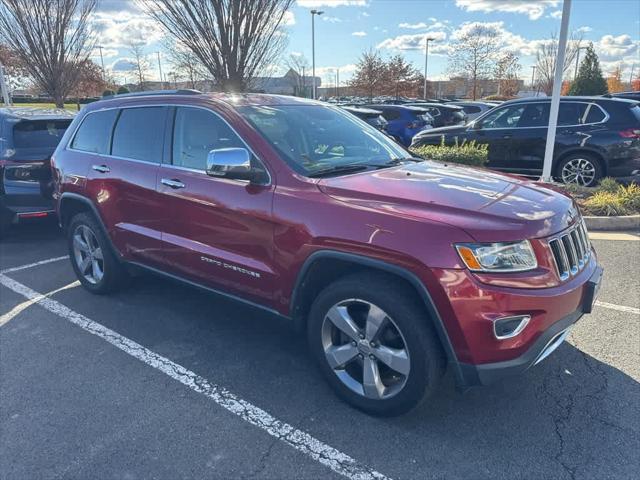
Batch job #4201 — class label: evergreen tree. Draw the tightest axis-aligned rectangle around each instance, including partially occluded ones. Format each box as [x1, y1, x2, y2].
[117, 85, 130, 95]
[568, 43, 608, 95]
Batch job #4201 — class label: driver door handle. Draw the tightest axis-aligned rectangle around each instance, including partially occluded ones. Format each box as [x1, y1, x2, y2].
[502, 134, 513, 139]
[161, 178, 185, 189]
[92, 164, 110, 173]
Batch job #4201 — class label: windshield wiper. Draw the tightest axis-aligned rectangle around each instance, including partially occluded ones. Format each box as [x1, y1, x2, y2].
[308, 164, 371, 178]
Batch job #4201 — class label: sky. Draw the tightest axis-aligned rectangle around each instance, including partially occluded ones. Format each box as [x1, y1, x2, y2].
[90, 0, 640, 87]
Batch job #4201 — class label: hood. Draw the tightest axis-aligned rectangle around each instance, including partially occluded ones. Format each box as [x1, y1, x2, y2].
[318, 161, 578, 242]
[412, 124, 468, 141]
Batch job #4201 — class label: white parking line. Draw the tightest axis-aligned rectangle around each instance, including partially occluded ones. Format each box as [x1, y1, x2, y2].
[0, 280, 80, 327]
[0, 272, 391, 480]
[0, 255, 69, 274]
[594, 301, 640, 315]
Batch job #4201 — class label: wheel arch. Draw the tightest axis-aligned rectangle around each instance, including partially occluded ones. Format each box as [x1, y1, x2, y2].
[290, 250, 464, 384]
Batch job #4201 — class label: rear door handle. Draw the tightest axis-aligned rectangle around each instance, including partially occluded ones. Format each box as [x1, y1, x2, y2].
[502, 134, 512, 139]
[92, 164, 110, 173]
[161, 178, 186, 189]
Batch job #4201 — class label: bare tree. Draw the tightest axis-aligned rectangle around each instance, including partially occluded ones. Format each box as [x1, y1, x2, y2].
[447, 24, 500, 100]
[128, 43, 150, 90]
[349, 49, 387, 100]
[165, 39, 207, 90]
[0, 42, 27, 91]
[0, 0, 96, 107]
[494, 52, 522, 97]
[140, 0, 294, 92]
[382, 54, 422, 99]
[535, 31, 582, 95]
[285, 53, 310, 96]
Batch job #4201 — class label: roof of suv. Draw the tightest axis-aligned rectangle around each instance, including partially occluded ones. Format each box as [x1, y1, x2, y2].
[89, 91, 322, 110]
[0, 107, 76, 120]
[501, 96, 638, 105]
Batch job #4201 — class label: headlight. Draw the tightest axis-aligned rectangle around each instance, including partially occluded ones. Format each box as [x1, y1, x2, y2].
[455, 240, 537, 272]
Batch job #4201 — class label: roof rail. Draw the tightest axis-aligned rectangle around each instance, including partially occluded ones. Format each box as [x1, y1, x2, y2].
[104, 89, 202, 99]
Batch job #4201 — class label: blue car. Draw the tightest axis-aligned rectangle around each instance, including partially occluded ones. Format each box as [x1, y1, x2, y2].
[365, 105, 434, 146]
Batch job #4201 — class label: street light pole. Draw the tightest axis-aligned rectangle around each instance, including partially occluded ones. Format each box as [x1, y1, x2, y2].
[530, 65, 537, 89]
[96, 45, 105, 79]
[156, 52, 164, 89]
[311, 9, 323, 100]
[574, 46, 586, 80]
[423, 37, 434, 100]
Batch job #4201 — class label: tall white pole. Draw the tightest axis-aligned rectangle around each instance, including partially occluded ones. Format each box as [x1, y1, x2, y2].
[0, 63, 10, 106]
[541, 0, 572, 183]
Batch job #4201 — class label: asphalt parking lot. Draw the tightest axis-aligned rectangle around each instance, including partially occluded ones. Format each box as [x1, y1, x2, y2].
[1, 221, 639, 480]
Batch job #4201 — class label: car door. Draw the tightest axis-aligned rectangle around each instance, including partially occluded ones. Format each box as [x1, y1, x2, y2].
[157, 106, 277, 305]
[502, 102, 550, 177]
[467, 104, 527, 169]
[81, 106, 169, 267]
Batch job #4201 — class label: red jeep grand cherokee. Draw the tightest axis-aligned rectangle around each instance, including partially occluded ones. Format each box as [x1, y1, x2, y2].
[52, 91, 603, 416]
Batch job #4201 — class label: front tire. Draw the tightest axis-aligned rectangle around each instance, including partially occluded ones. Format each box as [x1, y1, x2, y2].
[307, 273, 445, 416]
[67, 212, 128, 294]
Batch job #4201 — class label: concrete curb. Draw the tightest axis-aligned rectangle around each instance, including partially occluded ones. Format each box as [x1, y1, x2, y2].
[584, 214, 640, 231]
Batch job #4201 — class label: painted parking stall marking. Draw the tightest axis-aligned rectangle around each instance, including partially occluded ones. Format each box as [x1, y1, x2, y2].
[0, 268, 391, 480]
[0, 280, 79, 327]
[594, 301, 640, 315]
[0, 255, 69, 274]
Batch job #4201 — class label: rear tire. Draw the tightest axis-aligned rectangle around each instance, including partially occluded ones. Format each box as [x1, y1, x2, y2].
[307, 273, 445, 416]
[555, 153, 603, 187]
[67, 212, 129, 294]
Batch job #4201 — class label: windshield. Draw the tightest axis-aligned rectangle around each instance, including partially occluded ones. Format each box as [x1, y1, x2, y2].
[238, 104, 411, 177]
[12, 119, 71, 150]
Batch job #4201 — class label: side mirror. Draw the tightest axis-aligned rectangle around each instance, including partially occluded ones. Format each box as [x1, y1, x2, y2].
[206, 147, 264, 183]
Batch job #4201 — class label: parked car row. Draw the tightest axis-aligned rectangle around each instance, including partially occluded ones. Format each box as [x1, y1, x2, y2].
[412, 96, 640, 187]
[49, 90, 602, 415]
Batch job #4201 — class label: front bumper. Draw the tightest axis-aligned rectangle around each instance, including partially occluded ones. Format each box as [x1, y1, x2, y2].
[456, 265, 603, 386]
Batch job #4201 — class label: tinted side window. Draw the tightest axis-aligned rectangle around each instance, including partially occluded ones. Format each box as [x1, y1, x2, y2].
[519, 103, 550, 127]
[425, 107, 440, 116]
[479, 105, 525, 129]
[71, 110, 118, 154]
[585, 104, 606, 123]
[172, 107, 245, 170]
[557, 103, 585, 126]
[112, 107, 166, 162]
[13, 119, 71, 149]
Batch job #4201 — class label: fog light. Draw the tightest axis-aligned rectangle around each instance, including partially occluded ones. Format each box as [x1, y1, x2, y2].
[493, 315, 531, 340]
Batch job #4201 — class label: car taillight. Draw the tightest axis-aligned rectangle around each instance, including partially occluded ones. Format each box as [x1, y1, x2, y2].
[619, 128, 640, 138]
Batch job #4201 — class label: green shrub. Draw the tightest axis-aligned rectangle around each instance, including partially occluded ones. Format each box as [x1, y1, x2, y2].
[102, 89, 115, 97]
[618, 183, 640, 211]
[117, 86, 130, 95]
[583, 191, 629, 216]
[597, 177, 619, 193]
[410, 139, 489, 167]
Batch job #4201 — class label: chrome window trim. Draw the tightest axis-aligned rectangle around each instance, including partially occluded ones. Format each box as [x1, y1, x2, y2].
[473, 101, 609, 131]
[65, 103, 272, 186]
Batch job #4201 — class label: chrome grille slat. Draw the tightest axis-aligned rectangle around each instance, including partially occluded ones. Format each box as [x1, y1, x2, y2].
[548, 220, 591, 281]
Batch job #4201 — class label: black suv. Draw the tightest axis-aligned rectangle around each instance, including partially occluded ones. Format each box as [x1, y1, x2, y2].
[0, 107, 74, 235]
[412, 96, 640, 186]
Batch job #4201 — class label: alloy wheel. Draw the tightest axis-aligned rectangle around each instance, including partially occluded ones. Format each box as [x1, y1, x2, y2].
[560, 158, 596, 186]
[72, 224, 104, 284]
[321, 299, 410, 400]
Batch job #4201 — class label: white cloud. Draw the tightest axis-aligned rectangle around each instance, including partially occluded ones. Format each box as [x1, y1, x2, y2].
[284, 11, 296, 26]
[455, 0, 560, 20]
[575, 26, 593, 34]
[549, 10, 563, 19]
[322, 15, 342, 23]
[377, 32, 448, 52]
[352, 31, 367, 36]
[89, 12, 164, 48]
[110, 58, 137, 72]
[595, 34, 639, 59]
[315, 64, 357, 77]
[361, 12, 370, 17]
[297, 0, 368, 7]
[399, 22, 428, 30]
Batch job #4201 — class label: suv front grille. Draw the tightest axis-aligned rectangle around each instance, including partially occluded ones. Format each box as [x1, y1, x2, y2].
[548, 221, 591, 281]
